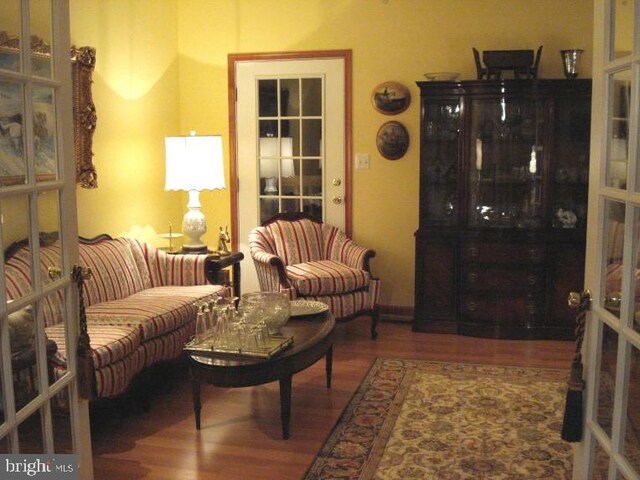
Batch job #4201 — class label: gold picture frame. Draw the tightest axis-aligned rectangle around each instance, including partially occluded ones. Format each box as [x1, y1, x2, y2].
[0, 31, 97, 188]
[371, 81, 411, 115]
[376, 121, 410, 160]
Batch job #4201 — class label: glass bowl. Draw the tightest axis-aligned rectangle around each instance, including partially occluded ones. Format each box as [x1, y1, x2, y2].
[423, 72, 460, 81]
[239, 292, 291, 334]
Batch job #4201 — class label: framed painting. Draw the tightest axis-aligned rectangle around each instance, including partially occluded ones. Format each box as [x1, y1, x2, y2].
[0, 31, 97, 188]
[371, 81, 411, 115]
[376, 121, 409, 160]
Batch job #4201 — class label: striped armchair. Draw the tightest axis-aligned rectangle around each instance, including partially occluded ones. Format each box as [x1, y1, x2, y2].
[249, 213, 381, 339]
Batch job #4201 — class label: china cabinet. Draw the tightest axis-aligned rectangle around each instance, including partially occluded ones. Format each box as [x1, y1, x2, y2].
[414, 79, 591, 339]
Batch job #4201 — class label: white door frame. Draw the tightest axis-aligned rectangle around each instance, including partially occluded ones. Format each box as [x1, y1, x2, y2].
[228, 50, 352, 294]
[576, 0, 640, 478]
[0, 1, 92, 477]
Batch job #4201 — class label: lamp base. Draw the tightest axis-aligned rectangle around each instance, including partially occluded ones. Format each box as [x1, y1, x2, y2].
[181, 244, 210, 254]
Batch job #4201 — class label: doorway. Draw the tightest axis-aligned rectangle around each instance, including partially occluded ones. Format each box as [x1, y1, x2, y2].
[229, 51, 352, 294]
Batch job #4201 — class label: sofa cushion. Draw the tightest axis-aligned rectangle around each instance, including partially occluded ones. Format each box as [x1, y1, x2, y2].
[79, 238, 146, 306]
[85, 285, 224, 341]
[266, 219, 323, 265]
[286, 260, 370, 296]
[46, 322, 142, 369]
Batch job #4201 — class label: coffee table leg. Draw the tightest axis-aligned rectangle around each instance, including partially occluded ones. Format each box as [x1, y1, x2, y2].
[192, 378, 202, 430]
[279, 375, 292, 439]
[325, 345, 333, 389]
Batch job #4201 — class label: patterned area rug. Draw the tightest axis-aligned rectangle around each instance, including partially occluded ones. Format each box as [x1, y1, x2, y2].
[304, 358, 573, 479]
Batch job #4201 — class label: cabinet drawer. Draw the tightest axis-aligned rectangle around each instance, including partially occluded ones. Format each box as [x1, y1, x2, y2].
[462, 243, 544, 264]
[462, 267, 544, 293]
[461, 295, 541, 325]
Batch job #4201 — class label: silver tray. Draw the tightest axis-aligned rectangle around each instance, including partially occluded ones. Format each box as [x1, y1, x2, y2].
[184, 334, 293, 360]
[290, 300, 329, 317]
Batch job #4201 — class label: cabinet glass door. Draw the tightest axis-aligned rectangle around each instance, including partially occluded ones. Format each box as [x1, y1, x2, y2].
[420, 100, 460, 225]
[468, 96, 543, 229]
[548, 95, 590, 229]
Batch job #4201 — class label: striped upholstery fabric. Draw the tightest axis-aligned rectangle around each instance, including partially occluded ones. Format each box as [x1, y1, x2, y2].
[79, 238, 146, 307]
[140, 243, 211, 287]
[46, 322, 142, 369]
[266, 218, 323, 265]
[85, 285, 220, 341]
[249, 215, 381, 337]
[5, 235, 228, 400]
[286, 260, 369, 296]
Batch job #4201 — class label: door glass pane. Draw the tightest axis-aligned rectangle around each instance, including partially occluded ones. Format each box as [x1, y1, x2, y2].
[622, 345, 640, 474]
[18, 409, 44, 452]
[284, 119, 300, 156]
[52, 387, 72, 451]
[301, 78, 322, 116]
[30, 0, 52, 79]
[612, 0, 634, 60]
[302, 199, 322, 222]
[302, 119, 321, 156]
[259, 198, 278, 224]
[604, 200, 625, 318]
[281, 198, 298, 214]
[0, 3, 21, 73]
[280, 78, 299, 117]
[607, 71, 631, 189]
[258, 79, 277, 117]
[635, 206, 640, 334]
[281, 157, 299, 196]
[11, 302, 40, 409]
[597, 323, 618, 438]
[0, 81, 27, 186]
[41, 291, 64, 388]
[592, 440, 611, 479]
[3, 195, 33, 301]
[302, 158, 321, 196]
[33, 86, 57, 181]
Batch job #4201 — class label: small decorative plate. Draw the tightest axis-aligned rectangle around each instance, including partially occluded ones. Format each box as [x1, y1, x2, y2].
[290, 300, 329, 317]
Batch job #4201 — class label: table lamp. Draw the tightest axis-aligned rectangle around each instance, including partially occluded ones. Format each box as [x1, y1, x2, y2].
[165, 132, 225, 253]
[259, 137, 294, 194]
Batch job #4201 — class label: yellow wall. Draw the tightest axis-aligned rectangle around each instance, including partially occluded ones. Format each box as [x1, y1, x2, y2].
[70, 0, 183, 246]
[69, 0, 593, 309]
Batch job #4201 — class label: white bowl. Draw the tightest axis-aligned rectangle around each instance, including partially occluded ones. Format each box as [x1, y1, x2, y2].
[424, 72, 460, 81]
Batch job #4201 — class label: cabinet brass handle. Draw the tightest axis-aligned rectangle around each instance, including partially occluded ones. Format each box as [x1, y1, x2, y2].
[466, 301, 477, 312]
[468, 272, 478, 284]
[527, 275, 537, 286]
[467, 247, 478, 257]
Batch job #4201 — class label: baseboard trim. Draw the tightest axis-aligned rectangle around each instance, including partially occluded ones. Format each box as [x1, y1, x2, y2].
[379, 304, 413, 323]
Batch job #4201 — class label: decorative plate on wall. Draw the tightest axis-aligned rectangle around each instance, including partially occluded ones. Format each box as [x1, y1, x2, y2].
[371, 81, 411, 115]
[376, 121, 409, 160]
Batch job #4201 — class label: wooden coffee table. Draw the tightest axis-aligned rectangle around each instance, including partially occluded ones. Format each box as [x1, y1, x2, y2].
[185, 312, 335, 439]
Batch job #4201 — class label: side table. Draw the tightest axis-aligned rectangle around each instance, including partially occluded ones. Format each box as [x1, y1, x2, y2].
[204, 251, 244, 299]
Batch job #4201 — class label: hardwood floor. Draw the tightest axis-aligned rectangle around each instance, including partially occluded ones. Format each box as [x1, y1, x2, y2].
[90, 319, 575, 480]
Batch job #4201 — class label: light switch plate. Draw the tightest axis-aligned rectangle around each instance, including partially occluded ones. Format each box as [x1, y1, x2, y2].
[355, 153, 370, 169]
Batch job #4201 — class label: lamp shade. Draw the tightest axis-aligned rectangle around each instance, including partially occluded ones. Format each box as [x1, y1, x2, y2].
[165, 135, 225, 192]
[259, 137, 294, 178]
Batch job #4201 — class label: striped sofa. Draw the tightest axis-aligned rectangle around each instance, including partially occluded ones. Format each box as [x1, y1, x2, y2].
[4, 234, 227, 400]
[249, 212, 381, 339]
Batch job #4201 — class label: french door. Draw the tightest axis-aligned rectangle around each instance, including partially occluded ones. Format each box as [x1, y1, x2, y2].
[230, 51, 352, 294]
[0, 1, 92, 477]
[577, 0, 640, 478]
